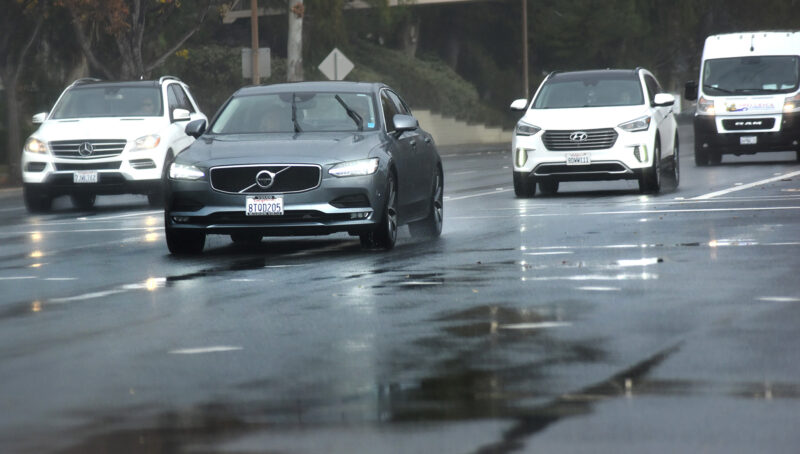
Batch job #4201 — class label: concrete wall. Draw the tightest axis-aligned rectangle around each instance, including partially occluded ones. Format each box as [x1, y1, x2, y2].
[414, 109, 512, 146]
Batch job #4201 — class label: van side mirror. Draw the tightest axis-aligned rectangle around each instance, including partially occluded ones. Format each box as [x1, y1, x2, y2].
[185, 119, 207, 138]
[32, 112, 47, 124]
[684, 81, 698, 101]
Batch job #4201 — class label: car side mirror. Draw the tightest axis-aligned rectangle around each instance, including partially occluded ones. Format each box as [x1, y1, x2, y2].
[653, 93, 675, 107]
[173, 108, 191, 122]
[32, 112, 47, 124]
[393, 114, 418, 134]
[684, 80, 698, 101]
[185, 119, 206, 138]
[510, 98, 528, 111]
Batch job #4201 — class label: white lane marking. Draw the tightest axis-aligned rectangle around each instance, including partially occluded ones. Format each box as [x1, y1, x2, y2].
[231, 278, 257, 282]
[758, 297, 800, 302]
[691, 170, 800, 200]
[450, 170, 477, 176]
[78, 210, 162, 221]
[3, 227, 161, 235]
[445, 188, 514, 202]
[498, 322, 572, 330]
[577, 286, 621, 291]
[524, 251, 574, 256]
[616, 257, 661, 267]
[169, 346, 243, 355]
[523, 273, 658, 281]
[263, 265, 305, 268]
[50, 289, 126, 303]
[44, 277, 78, 281]
[0, 207, 24, 212]
[400, 281, 442, 286]
[450, 205, 800, 220]
[0, 276, 36, 280]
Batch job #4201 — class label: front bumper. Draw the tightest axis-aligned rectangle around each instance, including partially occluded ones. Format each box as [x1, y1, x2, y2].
[165, 172, 387, 237]
[511, 128, 654, 181]
[694, 112, 800, 155]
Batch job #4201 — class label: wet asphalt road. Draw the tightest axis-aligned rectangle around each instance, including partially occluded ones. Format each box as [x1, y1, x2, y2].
[1, 123, 800, 453]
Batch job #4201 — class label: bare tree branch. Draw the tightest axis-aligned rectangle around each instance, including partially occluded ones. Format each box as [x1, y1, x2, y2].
[70, 11, 115, 79]
[143, 3, 213, 74]
[11, 16, 44, 85]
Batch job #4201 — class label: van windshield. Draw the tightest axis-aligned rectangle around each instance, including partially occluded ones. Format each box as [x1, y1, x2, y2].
[703, 56, 800, 96]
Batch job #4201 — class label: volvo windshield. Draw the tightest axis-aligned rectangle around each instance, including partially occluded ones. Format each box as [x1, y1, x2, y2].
[210, 92, 379, 134]
[703, 55, 800, 95]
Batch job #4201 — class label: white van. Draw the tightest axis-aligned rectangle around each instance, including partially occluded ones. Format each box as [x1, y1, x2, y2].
[684, 31, 800, 165]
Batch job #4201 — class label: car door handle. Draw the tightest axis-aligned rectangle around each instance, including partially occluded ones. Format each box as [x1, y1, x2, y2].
[424, 137, 432, 144]
[410, 140, 417, 148]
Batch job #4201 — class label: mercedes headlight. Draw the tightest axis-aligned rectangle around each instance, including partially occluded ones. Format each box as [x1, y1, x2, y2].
[515, 121, 541, 136]
[329, 158, 379, 177]
[618, 116, 651, 132]
[24, 137, 48, 154]
[169, 163, 205, 180]
[134, 134, 161, 151]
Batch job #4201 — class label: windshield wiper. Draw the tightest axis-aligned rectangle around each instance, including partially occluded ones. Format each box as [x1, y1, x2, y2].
[703, 84, 735, 94]
[335, 95, 363, 131]
[734, 87, 784, 93]
[291, 93, 302, 133]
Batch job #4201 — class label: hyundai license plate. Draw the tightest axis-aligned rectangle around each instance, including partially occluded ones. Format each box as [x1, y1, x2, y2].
[740, 136, 757, 145]
[246, 195, 284, 216]
[566, 152, 591, 165]
[73, 171, 98, 183]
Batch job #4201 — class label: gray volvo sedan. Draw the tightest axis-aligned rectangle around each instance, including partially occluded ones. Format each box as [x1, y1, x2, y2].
[164, 82, 443, 254]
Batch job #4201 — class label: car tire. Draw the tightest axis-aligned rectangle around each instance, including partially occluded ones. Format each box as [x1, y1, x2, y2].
[230, 233, 263, 244]
[360, 172, 397, 250]
[709, 152, 722, 165]
[70, 193, 96, 210]
[538, 178, 559, 195]
[639, 140, 661, 194]
[694, 138, 709, 166]
[671, 133, 680, 187]
[165, 213, 205, 254]
[796, 150, 800, 162]
[409, 168, 443, 239]
[23, 184, 52, 213]
[513, 171, 536, 198]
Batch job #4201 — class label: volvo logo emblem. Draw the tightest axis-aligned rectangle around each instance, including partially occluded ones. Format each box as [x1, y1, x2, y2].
[569, 131, 588, 143]
[78, 142, 94, 157]
[255, 170, 275, 189]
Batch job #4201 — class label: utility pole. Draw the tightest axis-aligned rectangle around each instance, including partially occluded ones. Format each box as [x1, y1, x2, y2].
[251, 0, 260, 84]
[522, 0, 529, 99]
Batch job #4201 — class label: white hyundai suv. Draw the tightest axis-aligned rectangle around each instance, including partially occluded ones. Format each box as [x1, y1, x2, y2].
[21, 76, 206, 212]
[510, 68, 679, 197]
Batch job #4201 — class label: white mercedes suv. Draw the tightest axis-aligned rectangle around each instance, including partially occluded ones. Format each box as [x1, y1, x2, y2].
[21, 76, 206, 212]
[510, 68, 679, 197]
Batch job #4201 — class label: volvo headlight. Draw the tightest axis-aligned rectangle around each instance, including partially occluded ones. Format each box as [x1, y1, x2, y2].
[515, 121, 541, 136]
[24, 137, 48, 154]
[169, 163, 205, 180]
[784, 93, 800, 113]
[134, 134, 161, 150]
[618, 116, 651, 132]
[329, 158, 379, 177]
[697, 96, 715, 115]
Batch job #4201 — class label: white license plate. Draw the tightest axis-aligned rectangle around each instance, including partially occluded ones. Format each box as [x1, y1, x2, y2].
[246, 195, 284, 216]
[566, 152, 591, 165]
[740, 136, 757, 145]
[73, 171, 98, 183]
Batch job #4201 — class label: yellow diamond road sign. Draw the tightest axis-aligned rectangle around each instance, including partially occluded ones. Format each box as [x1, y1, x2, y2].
[318, 48, 354, 81]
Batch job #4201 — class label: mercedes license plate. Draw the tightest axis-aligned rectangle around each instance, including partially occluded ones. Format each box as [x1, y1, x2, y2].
[566, 152, 591, 165]
[246, 195, 284, 216]
[73, 171, 98, 183]
[740, 136, 757, 145]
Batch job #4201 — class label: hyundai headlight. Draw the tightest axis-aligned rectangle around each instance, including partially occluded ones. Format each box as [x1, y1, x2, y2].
[618, 116, 651, 132]
[329, 158, 380, 177]
[515, 121, 541, 136]
[134, 134, 161, 151]
[24, 137, 48, 154]
[169, 163, 205, 180]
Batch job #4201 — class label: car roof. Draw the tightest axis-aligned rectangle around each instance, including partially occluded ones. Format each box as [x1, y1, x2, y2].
[234, 81, 388, 97]
[549, 69, 641, 81]
[70, 80, 162, 89]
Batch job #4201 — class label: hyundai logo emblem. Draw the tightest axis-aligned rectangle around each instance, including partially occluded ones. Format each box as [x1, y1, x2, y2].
[78, 142, 94, 157]
[256, 170, 275, 189]
[569, 131, 588, 143]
